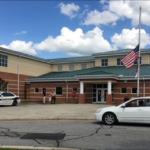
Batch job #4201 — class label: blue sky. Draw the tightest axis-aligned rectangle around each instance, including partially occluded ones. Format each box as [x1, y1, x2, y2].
[0, 0, 150, 59]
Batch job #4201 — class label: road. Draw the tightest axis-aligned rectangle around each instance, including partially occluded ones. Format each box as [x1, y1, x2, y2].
[0, 120, 150, 150]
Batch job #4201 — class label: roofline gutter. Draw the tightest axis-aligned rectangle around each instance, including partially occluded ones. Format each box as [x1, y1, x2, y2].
[51, 60, 95, 64]
[92, 49, 150, 58]
[119, 75, 150, 80]
[26, 74, 150, 83]
[75, 74, 119, 80]
[0, 47, 51, 64]
[26, 77, 78, 83]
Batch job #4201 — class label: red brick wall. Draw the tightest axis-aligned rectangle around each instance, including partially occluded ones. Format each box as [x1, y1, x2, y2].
[0, 71, 33, 100]
[27, 82, 93, 103]
[27, 79, 150, 104]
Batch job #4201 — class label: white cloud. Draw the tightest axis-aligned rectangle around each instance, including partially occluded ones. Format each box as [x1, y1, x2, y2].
[14, 31, 27, 36]
[0, 40, 37, 55]
[34, 27, 115, 56]
[111, 28, 150, 49]
[1, 27, 149, 58]
[82, 1, 150, 27]
[59, 3, 80, 18]
[83, 10, 118, 26]
[109, 1, 150, 26]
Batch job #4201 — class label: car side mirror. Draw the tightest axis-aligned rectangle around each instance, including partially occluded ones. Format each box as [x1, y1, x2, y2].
[121, 105, 125, 108]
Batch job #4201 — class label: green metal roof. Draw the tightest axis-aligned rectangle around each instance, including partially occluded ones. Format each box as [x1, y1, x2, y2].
[30, 64, 150, 79]
[92, 49, 150, 57]
[46, 56, 94, 63]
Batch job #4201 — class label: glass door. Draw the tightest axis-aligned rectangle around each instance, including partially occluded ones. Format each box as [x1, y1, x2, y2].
[97, 89, 107, 103]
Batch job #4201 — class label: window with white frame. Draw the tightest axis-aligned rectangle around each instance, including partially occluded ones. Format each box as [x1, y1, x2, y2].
[0, 54, 8, 67]
[101, 59, 108, 66]
[69, 64, 74, 71]
[81, 64, 86, 69]
[58, 65, 62, 72]
[117, 58, 123, 66]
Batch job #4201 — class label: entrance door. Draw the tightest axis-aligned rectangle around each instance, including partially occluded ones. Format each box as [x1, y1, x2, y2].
[97, 89, 107, 103]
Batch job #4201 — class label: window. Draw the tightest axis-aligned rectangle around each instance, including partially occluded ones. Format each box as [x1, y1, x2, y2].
[35, 88, 39, 93]
[81, 64, 86, 69]
[117, 58, 123, 66]
[93, 84, 96, 88]
[103, 84, 107, 88]
[132, 88, 137, 93]
[146, 99, 150, 106]
[1, 93, 7, 97]
[97, 84, 107, 88]
[122, 88, 127, 93]
[56, 87, 62, 95]
[126, 99, 144, 107]
[42, 88, 46, 94]
[101, 59, 108, 66]
[69, 64, 74, 71]
[58, 65, 62, 72]
[7, 93, 14, 97]
[97, 84, 102, 88]
[93, 93, 96, 97]
[73, 88, 77, 93]
[134, 57, 141, 65]
[0, 54, 8, 67]
[84, 88, 87, 93]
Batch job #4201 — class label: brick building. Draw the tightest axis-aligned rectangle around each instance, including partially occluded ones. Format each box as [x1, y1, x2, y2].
[1, 47, 150, 105]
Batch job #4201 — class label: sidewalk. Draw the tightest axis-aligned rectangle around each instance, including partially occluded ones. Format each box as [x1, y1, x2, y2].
[0, 103, 111, 121]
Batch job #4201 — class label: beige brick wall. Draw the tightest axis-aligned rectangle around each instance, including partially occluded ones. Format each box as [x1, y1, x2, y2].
[95, 54, 150, 67]
[0, 53, 51, 76]
[75, 64, 81, 70]
[51, 64, 58, 72]
[142, 54, 150, 64]
[19, 57, 51, 76]
[1, 51, 149, 77]
[95, 58, 101, 67]
[51, 62, 95, 72]
[108, 57, 117, 66]
[63, 64, 69, 71]
[87, 62, 95, 68]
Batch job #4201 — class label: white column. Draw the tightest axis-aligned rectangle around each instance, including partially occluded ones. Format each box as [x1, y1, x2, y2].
[108, 81, 112, 94]
[80, 82, 84, 94]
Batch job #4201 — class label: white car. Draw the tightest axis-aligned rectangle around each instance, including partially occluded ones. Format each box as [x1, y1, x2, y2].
[94, 97, 150, 125]
[0, 91, 21, 106]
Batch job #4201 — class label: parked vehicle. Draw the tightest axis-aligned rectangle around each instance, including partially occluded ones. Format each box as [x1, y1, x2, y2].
[0, 91, 21, 106]
[94, 97, 150, 125]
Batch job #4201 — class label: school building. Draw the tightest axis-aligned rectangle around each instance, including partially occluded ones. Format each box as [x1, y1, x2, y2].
[0, 46, 150, 105]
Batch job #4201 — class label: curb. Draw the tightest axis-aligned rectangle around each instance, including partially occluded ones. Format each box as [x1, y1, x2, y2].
[0, 145, 81, 150]
[0, 118, 95, 121]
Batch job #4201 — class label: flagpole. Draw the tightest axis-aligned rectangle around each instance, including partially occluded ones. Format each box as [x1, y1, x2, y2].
[137, 6, 141, 97]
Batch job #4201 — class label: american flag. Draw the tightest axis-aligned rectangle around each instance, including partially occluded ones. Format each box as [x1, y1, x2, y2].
[121, 44, 139, 69]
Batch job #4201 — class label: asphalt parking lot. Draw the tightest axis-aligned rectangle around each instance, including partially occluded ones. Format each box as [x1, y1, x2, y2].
[0, 103, 111, 121]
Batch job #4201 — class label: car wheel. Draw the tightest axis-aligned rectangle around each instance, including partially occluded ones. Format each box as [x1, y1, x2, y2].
[103, 113, 116, 125]
[12, 100, 17, 106]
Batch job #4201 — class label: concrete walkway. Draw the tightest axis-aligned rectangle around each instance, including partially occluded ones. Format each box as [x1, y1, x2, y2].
[0, 103, 111, 121]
